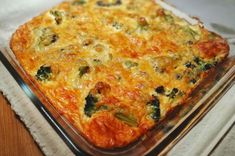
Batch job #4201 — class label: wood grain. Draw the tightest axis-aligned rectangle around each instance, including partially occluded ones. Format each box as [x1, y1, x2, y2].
[0, 93, 43, 156]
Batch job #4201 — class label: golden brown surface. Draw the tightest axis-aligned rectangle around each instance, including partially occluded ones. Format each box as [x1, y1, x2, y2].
[0, 94, 43, 156]
[10, 0, 229, 148]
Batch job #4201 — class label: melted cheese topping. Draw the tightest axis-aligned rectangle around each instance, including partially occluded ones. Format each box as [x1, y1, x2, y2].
[10, 0, 229, 148]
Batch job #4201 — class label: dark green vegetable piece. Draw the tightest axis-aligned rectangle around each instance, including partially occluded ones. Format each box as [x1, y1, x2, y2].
[36, 65, 52, 81]
[164, 14, 174, 24]
[112, 21, 123, 30]
[79, 66, 90, 77]
[96, 105, 109, 111]
[50, 10, 63, 25]
[84, 93, 98, 117]
[175, 74, 183, 80]
[114, 112, 138, 127]
[190, 79, 197, 84]
[124, 61, 138, 68]
[201, 63, 213, 71]
[72, 0, 86, 5]
[184, 62, 196, 69]
[82, 38, 94, 46]
[147, 96, 161, 121]
[38, 28, 58, 48]
[187, 40, 194, 45]
[96, 0, 122, 7]
[193, 57, 214, 71]
[155, 86, 165, 94]
[167, 88, 179, 99]
[184, 27, 198, 40]
[193, 57, 201, 65]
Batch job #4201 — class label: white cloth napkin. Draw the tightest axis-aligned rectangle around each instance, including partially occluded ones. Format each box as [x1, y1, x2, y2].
[0, 0, 234, 156]
[168, 86, 235, 156]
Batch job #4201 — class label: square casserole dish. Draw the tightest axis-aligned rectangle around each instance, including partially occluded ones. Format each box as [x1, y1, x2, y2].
[1, 0, 235, 155]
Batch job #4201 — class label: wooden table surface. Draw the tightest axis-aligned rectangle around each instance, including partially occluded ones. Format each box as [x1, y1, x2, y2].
[0, 93, 43, 156]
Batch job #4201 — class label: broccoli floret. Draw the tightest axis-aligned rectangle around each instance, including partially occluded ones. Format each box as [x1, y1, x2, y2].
[155, 86, 165, 94]
[84, 93, 110, 117]
[84, 93, 98, 117]
[147, 96, 161, 121]
[124, 60, 138, 69]
[184, 61, 196, 69]
[167, 88, 179, 99]
[193, 57, 214, 71]
[96, 0, 122, 7]
[37, 28, 58, 49]
[201, 63, 213, 71]
[79, 66, 90, 77]
[175, 73, 183, 80]
[114, 112, 138, 127]
[84, 82, 112, 117]
[96, 105, 109, 111]
[112, 21, 123, 30]
[50, 10, 63, 25]
[184, 26, 198, 40]
[164, 14, 174, 24]
[36, 65, 52, 81]
[72, 0, 86, 5]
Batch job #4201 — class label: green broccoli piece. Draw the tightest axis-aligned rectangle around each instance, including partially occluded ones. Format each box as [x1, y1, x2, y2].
[147, 96, 161, 121]
[72, 0, 86, 5]
[114, 112, 138, 127]
[96, 0, 122, 7]
[112, 21, 123, 30]
[84, 93, 98, 117]
[164, 14, 174, 24]
[124, 60, 138, 69]
[36, 65, 52, 81]
[167, 88, 179, 99]
[79, 66, 90, 77]
[184, 61, 196, 69]
[155, 86, 165, 94]
[37, 28, 58, 49]
[183, 26, 198, 40]
[50, 10, 63, 25]
[193, 57, 214, 71]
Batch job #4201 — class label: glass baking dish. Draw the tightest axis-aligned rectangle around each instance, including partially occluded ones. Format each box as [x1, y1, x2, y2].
[0, 1, 235, 155]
